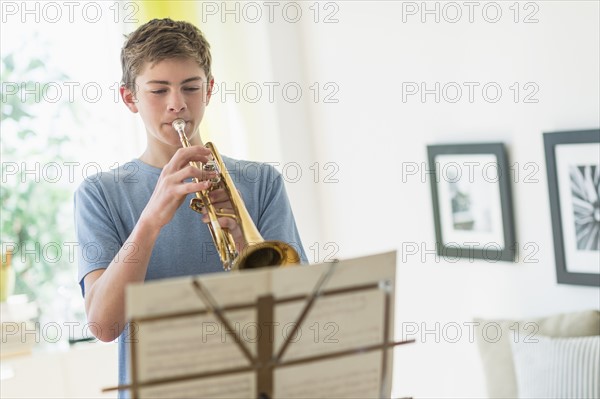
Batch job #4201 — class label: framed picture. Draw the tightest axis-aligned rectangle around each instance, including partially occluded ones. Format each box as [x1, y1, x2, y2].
[428, 143, 516, 262]
[544, 129, 600, 287]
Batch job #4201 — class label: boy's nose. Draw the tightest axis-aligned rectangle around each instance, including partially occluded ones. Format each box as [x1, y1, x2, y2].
[168, 93, 186, 112]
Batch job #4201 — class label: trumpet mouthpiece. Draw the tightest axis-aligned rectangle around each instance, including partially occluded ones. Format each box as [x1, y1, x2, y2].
[172, 119, 186, 133]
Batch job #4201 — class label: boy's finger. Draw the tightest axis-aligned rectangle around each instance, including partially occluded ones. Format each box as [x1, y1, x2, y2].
[169, 165, 205, 183]
[170, 146, 213, 170]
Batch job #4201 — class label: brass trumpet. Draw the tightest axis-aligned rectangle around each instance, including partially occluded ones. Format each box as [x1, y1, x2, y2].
[172, 119, 300, 271]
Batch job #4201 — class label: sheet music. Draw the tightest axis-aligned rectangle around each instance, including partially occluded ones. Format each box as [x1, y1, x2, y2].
[126, 270, 269, 318]
[273, 290, 385, 361]
[274, 352, 382, 398]
[136, 310, 256, 381]
[125, 251, 397, 398]
[139, 373, 255, 399]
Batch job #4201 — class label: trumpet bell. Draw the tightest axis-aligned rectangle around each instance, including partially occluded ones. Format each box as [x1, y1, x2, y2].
[234, 241, 300, 270]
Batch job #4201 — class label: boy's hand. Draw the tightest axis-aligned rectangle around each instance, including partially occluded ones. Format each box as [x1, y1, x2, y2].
[139, 146, 216, 231]
[200, 188, 248, 252]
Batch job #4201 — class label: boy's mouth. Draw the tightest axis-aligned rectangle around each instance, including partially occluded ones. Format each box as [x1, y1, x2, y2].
[164, 120, 192, 130]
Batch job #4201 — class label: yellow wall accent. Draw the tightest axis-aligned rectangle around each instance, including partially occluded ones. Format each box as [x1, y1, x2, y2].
[135, 1, 201, 25]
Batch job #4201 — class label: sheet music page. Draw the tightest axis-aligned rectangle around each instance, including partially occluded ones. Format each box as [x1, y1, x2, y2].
[270, 251, 396, 397]
[139, 373, 255, 399]
[274, 352, 382, 398]
[126, 269, 270, 319]
[125, 251, 396, 399]
[273, 289, 385, 360]
[126, 271, 267, 398]
[135, 309, 256, 381]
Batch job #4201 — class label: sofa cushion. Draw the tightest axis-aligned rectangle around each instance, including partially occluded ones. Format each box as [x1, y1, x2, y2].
[511, 335, 600, 398]
[474, 310, 600, 398]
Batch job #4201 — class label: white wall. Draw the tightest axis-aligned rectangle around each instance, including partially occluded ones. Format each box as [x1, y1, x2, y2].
[3, 1, 597, 397]
[262, 1, 599, 397]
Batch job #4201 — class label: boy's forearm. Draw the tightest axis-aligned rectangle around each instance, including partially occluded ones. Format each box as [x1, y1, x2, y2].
[85, 218, 161, 341]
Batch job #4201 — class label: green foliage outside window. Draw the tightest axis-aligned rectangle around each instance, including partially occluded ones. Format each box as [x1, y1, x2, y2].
[1, 48, 85, 323]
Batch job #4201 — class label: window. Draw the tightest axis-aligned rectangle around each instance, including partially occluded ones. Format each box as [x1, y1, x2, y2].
[1, 6, 142, 343]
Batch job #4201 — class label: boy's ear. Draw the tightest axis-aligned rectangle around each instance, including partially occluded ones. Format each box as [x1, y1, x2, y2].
[120, 84, 139, 113]
[205, 78, 215, 105]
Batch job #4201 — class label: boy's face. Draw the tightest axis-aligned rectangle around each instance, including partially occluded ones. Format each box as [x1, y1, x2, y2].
[121, 57, 213, 150]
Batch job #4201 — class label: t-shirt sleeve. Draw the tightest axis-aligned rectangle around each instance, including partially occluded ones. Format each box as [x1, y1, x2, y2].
[74, 179, 122, 297]
[257, 166, 309, 264]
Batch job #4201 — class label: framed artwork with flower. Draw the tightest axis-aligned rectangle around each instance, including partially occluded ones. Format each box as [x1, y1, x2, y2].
[544, 129, 600, 286]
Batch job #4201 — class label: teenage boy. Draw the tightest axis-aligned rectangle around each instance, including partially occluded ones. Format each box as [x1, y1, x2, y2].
[74, 18, 307, 395]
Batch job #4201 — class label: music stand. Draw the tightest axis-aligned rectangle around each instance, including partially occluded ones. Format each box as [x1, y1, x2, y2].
[104, 251, 413, 398]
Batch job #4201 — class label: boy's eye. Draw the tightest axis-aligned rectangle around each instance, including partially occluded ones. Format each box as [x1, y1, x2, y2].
[149, 87, 199, 94]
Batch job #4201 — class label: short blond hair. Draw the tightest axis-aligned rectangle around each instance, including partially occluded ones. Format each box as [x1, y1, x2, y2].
[120, 18, 212, 91]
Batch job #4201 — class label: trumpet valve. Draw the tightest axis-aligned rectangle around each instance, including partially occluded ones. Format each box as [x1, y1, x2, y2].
[190, 198, 204, 213]
[203, 161, 221, 184]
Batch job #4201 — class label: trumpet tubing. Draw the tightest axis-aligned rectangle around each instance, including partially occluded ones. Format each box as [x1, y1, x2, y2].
[171, 119, 300, 270]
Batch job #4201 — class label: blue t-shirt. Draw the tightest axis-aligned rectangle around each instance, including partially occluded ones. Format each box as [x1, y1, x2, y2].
[74, 157, 307, 397]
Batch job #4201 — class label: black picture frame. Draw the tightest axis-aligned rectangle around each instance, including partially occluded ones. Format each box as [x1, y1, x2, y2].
[544, 129, 600, 287]
[427, 143, 516, 262]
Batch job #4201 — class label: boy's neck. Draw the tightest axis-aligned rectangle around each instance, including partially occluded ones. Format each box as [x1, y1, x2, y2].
[138, 147, 176, 169]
